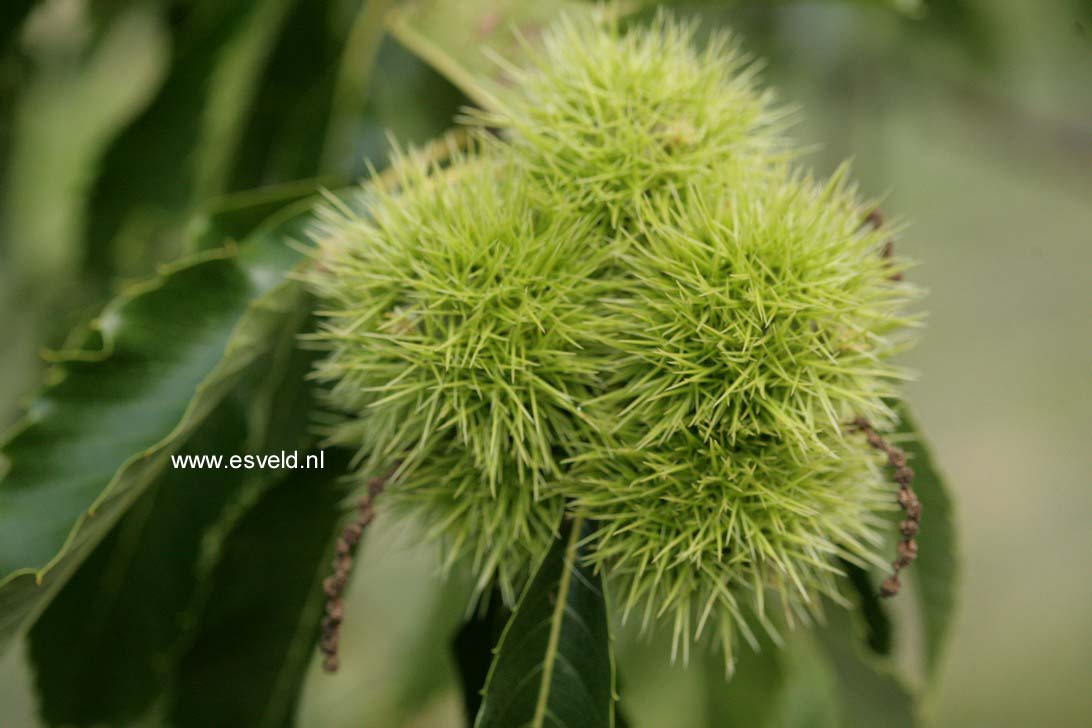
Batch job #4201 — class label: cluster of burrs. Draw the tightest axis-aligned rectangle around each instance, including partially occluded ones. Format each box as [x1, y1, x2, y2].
[308, 13, 922, 668]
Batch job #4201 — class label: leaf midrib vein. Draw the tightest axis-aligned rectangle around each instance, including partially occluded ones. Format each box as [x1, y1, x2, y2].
[531, 515, 583, 728]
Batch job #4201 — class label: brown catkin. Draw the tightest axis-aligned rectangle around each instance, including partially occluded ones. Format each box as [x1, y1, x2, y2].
[850, 417, 922, 598]
[319, 473, 390, 672]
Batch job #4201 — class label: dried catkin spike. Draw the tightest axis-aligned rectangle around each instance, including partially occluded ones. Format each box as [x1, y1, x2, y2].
[318, 474, 388, 673]
[850, 417, 922, 598]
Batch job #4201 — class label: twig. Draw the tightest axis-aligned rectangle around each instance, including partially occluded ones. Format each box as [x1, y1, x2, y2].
[849, 417, 921, 598]
[319, 472, 390, 672]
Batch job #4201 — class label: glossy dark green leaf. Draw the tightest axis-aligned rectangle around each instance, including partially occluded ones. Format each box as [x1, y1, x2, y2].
[26, 280, 321, 725]
[898, 404, 958, 682]
[453, 590, 511, 722]
[167, 449, 350, 727]
[0, 198, 317, 652]
[28, 404, 252, 725]
[476, 517, 614, 728]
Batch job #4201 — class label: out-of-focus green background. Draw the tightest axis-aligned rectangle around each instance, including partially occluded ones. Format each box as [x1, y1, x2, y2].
[1, 1, 1089, 726]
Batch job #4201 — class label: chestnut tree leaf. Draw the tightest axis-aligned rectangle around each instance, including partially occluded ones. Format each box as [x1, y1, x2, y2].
[26, 285, 322, 725]
[0, 197, 319, 653]
[27, 404, 254, 725]
[475, 517, 614, 728]
[838, 403, 957, 683]
[841, 560, 894, 656]
[86, 0, 297, 281]
[815, 608, 917, 728]
[167, 449, 350, 728]
[453, 591, 510, 723]
[898, 404, 958, 682]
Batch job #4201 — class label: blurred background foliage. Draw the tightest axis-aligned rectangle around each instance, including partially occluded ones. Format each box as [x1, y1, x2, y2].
[0, 0, 1088, 726]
